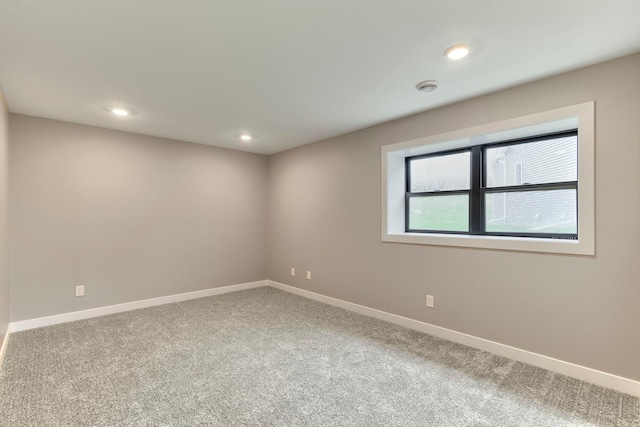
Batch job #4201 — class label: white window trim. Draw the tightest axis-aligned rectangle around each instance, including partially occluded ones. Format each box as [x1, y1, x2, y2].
[381, 101, 595, 255]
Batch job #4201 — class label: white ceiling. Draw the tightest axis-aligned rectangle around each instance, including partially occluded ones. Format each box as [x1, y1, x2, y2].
[1, 1, 639, 155]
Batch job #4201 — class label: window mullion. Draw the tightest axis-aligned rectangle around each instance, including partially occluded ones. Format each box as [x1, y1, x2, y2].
[469, 146, 483, 234]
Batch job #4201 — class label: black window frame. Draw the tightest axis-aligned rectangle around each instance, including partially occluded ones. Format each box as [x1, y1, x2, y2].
[405, 130, 578, 240]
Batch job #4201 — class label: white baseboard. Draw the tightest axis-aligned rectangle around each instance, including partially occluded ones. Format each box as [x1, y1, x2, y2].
[0, 326, 10, 370]
[268, 280, 640, 397]
[10, 280, 268, 333]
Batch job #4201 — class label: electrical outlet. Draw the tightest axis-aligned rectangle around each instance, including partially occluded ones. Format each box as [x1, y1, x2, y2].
[76, 285, 85, 297]
[306, 271, 311, 280]
[291, 267, 296, 276]
[426, 294, 434, 308]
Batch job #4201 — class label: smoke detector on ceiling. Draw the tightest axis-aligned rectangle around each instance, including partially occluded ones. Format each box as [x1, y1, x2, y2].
[416, 80, 439, 92]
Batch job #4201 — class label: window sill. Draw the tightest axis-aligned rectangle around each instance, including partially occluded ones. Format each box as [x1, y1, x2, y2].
[383, 232, 593, 255]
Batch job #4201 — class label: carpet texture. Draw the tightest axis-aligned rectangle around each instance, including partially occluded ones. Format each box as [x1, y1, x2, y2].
[0, 287, 638, 426]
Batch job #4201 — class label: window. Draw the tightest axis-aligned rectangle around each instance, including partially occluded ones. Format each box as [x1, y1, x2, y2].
[381, 101, 594, 255]
[406, 150, 471, 232]
[405, 131, 578, 239]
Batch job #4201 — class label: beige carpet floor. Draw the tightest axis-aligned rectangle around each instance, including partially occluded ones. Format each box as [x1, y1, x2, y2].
[0, 287, 638, 426]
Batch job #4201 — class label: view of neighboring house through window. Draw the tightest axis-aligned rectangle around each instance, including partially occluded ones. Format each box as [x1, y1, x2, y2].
[514, 162, 523, 185]
[406, 131, 578, 239]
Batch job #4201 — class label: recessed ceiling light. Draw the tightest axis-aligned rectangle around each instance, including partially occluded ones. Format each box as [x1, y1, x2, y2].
[240, 134, 252, 141]
[444, 44, 470, 60]
[111, 108, 129, 116]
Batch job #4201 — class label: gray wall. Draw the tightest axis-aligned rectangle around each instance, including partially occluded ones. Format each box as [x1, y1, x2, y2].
[0, 90, 9, 348]
[10, 115, 268, 321]
[267, 53, 640, 381]
[6, 54, 639, 382]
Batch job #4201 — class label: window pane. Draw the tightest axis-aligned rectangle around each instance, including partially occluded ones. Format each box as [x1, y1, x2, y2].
[485, 136, 577, 187]
[485, 189, 577, 235]
[409, 195, 469, 232]
[410, 151, 470, 192]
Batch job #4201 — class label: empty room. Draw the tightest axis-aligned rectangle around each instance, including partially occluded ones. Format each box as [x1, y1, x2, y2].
[0, 1, 639, 426]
